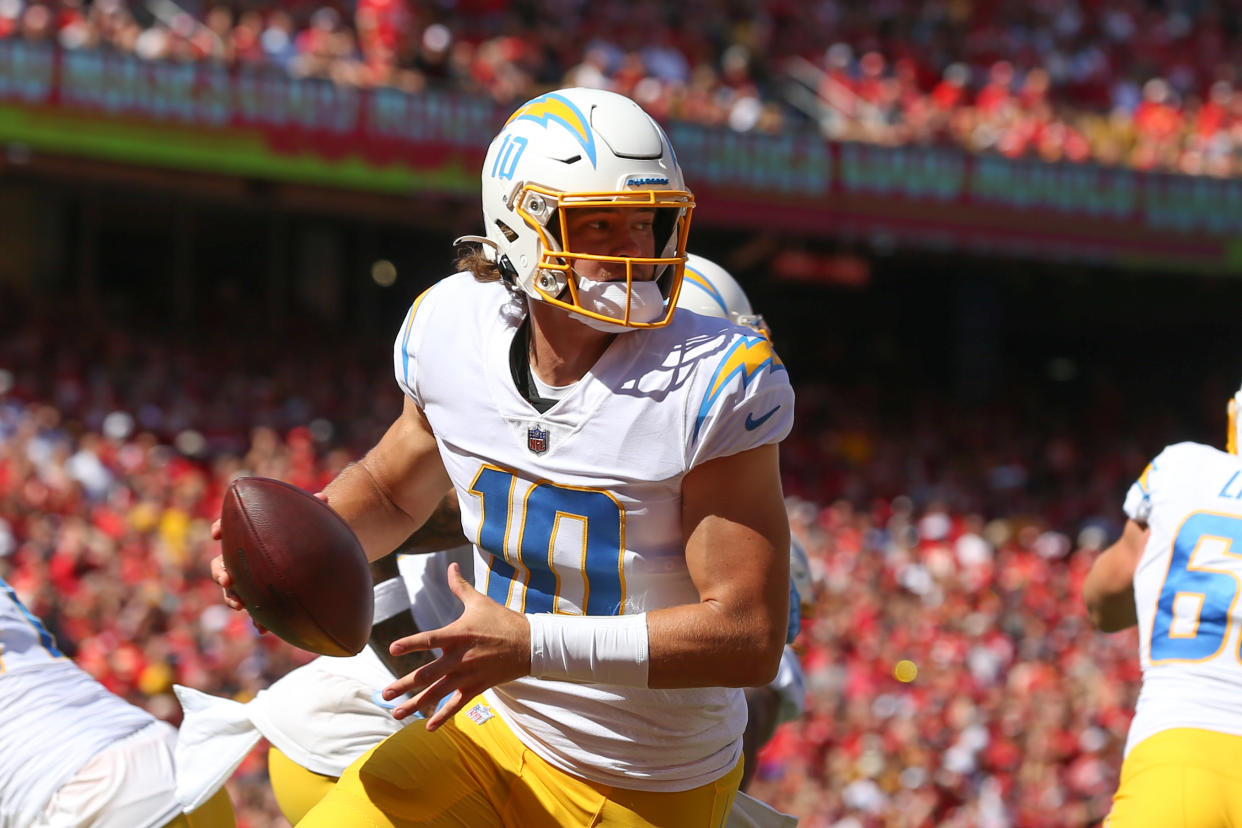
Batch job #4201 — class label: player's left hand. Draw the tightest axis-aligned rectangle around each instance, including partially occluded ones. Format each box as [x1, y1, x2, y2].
[383, 562, 530, 732]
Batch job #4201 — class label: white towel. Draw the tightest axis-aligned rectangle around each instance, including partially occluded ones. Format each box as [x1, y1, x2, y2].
[727, 791, 799, 828]
[171, 685, 262, 813]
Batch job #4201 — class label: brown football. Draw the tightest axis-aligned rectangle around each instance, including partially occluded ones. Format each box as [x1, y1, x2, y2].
[220, 477, 373, 657]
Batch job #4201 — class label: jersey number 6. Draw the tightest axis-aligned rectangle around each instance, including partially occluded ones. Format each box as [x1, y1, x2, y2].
[1150, 512, 1242, 664]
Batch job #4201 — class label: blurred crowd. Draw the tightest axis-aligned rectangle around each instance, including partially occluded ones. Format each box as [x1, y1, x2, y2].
[0, 316, 400, 827]
[0, 306, 1168, 826]
[778, 377, 1180, 547]
[754, 496, 1135, 827]
[4, 0, 1242, 175]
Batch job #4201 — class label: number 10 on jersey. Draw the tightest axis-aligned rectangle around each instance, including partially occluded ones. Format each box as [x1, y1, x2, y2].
[469, 466, 626, 617]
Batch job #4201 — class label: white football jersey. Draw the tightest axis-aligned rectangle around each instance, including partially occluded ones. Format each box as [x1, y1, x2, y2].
[0, 580, 160, 828]
[394, 273, 795, 792]
[1123, 441, 1242, 755]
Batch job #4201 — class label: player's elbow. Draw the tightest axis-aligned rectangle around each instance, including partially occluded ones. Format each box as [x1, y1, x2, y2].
[697, 613, 785, 687]
[1084, 602, 1109, 631]
[1083, 588, 1137, 633]
[745, 645, 775, 685]
[1082, 586, 1102, 627]
[1086, 604, 1135, 633]
[736, 619, 786, 686]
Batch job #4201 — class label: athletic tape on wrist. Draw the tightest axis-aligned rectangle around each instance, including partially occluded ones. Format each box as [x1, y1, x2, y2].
[527, 612, 649, 687]
[372, 578, 410, 624]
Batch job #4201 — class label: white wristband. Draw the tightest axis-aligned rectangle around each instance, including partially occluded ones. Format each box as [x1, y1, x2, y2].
[372, 578, 409, 624]
[527, 612, 649, 687]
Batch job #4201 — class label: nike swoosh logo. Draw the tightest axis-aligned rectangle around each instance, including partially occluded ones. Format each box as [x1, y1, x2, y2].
[745, 405, 781, 431]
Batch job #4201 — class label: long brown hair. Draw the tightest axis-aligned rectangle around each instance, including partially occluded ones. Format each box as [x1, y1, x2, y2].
[455, 247, 504, 283]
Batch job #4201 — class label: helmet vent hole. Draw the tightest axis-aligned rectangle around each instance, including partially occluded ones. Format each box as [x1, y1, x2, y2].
[494, 220, 519, 242]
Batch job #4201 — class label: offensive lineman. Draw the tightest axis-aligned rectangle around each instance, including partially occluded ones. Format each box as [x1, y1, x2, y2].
[214, 86, 794, 826]
[1084, 387, 1242, 826]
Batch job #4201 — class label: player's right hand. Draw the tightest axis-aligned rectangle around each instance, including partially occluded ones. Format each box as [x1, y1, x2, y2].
[209, 553, 244, 611]
[383, 562, 530, 732]
[210, 519, 266, 632]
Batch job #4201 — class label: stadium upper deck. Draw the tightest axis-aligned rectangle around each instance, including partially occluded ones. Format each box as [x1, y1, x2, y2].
[2, 0, 1240, 176]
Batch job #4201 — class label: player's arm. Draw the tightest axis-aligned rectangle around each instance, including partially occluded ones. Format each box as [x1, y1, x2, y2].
[322, 396, 453, 563]
[395, 490, 464, 554]
[646, 442, 790, 688]
[1083, 518, 1149, 632]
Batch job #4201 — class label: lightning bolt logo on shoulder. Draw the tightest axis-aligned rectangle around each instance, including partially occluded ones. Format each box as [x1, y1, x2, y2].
[693, 335, 786, 442]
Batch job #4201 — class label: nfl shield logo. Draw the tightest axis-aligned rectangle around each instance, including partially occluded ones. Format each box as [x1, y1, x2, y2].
[527, 425, 549, 454]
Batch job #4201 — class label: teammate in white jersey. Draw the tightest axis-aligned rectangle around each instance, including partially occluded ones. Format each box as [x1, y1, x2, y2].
[213, 86, 794, 827]
[678, 253, 810, 791]
[1084, 388, 1242, 826]
[0, 579, 234, 828]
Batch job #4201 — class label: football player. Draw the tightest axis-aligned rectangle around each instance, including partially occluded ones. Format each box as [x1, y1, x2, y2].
[679, 252, 771, 337]
[678, 253, 811, 791]
[0, 579, 234, 828]
[189, 488, 794, 827]
[186, 259, 796, 827]
[213, 86, 794, 827]
[1084, 387, 1242, 826]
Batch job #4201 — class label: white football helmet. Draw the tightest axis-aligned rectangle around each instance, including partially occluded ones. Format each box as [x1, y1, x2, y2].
[678, 253, 769, 335]
[1230, 386, 1242, 454]
[475, 87, 694, 332]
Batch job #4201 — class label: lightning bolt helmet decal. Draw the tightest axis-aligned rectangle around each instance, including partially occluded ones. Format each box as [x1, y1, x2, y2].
[505, 92, 599, 168]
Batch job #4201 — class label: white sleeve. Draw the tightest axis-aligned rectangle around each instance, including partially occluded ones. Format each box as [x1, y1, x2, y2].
[687, 334, 795, 467]
[392, 286, 436, 407]
[1124, 446, 1182, 524]
[1122, 473, 1152, 524]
